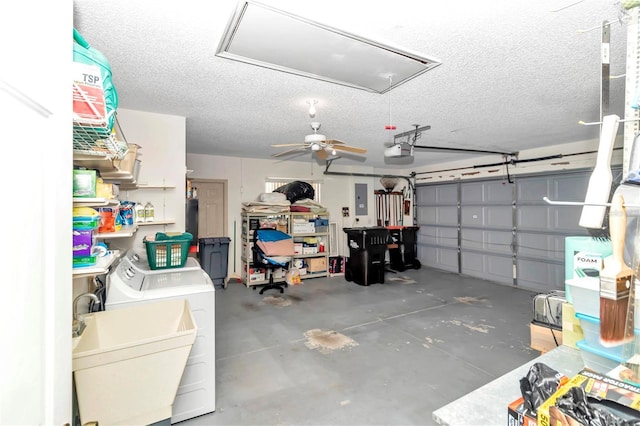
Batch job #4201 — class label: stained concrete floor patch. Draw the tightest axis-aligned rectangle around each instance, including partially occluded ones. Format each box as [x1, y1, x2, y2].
[262, 295, 292, 307]
[454, 296, 485, 304]
[304, 329, 359, 354]
[442, 319, 494, 334]
[388, 276, 416, 284]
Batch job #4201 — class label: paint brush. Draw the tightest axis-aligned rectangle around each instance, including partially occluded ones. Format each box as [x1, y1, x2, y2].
[600, 192, 634, 347]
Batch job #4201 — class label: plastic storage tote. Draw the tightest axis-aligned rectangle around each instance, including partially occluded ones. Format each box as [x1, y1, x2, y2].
[198, 237, 231, 289]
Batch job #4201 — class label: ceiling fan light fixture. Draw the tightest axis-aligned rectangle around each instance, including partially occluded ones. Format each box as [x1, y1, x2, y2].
[305, 133, 326, 143]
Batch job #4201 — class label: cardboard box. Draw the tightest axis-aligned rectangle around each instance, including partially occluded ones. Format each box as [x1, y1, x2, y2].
[561, 302, 583, 349]
[530, 322, 562, 353]
[507, 397, 538, 426]
[293, 222, 315, 233]
[293, 243, 303, 254]
[243, 267, 265, 283]
[307, 257, 327, 272]
[302, 246, 318, 255]
[538, 369, 640, 425]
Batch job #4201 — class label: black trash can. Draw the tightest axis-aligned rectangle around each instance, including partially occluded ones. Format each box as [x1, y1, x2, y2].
[387, 227, 405, 272]
[198, 237, 231, 289]
[343, 227, 389, 286]
[401, 226, 421, 269]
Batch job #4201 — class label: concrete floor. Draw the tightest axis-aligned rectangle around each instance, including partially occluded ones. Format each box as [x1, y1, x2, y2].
[181, 267, 542, 426]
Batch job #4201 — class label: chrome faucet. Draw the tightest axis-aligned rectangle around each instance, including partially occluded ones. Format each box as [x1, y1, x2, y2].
[73, 293, 100, 337]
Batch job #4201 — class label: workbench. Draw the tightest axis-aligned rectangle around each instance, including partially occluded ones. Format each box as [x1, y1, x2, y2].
[432, 345, 584, 425]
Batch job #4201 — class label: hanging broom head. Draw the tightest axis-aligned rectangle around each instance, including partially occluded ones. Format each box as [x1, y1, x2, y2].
[380, 177, 399, 192]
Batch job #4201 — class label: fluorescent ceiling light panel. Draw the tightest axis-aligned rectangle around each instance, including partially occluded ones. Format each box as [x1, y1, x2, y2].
[216, 1, 442, 94]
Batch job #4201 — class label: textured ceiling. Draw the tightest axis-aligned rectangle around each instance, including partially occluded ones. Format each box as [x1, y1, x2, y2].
[73, 0, 630, 170]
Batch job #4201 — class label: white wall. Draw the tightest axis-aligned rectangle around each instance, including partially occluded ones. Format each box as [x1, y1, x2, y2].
[1, 1, 72, 424]
[116, 109, 187, 249]
[186, 154, 398, 270]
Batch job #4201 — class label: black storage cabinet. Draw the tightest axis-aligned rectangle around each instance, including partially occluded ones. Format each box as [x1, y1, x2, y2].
[198, 237, 231, 289]
[343, 227, 389, 286]
[388, 226, 421, 271]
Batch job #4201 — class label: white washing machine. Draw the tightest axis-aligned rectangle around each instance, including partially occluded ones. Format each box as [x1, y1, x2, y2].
[106, 248, 215, 423]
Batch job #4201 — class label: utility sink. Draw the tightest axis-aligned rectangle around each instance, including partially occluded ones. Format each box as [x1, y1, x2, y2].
[72, 298, 197, 426]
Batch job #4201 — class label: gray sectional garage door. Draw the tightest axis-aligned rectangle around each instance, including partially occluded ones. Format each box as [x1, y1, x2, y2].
[416, 169, 620, 292]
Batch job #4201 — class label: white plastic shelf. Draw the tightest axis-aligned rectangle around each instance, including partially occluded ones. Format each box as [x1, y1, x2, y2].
[95, 225, 137, 239]
[72, 250, 120, 279]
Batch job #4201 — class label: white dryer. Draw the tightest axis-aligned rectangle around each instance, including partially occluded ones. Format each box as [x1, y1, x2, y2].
[106, 248, 215, 423]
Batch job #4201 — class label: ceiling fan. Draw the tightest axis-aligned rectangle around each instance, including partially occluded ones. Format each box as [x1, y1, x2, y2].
[272, 122, 367, 160]
[384, 124, 516, 158]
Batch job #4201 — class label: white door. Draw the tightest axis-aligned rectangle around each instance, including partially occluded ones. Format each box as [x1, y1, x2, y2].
[193, 180, 227, 238]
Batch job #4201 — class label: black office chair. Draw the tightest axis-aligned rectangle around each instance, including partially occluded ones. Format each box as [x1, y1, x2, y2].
[252, 228, 294, 295]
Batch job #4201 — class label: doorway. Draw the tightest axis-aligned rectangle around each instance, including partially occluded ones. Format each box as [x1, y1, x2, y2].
[190, 179, 228, 239]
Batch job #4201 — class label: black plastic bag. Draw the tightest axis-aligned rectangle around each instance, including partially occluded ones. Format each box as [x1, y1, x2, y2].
[273, 181, 315, 203]
[554, 386, 640, 426]
[519, 362, 564, 415]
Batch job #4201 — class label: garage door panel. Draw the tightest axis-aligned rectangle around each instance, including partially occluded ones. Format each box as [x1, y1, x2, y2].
[416, 170, 617, 288]
[461, 252, 512, 285]
[555, 175, 589, 201]
[461, 180, 512, 204]
[517, 173, 589, 203]
[418, 244, 458, 273]
[417, 184, 457, 205]
[553, 206, 584, 230]
[517, 178, 549, 203]
[461, 206, 512, 228]
[517, 206, 582, 231]
[420, 226, 458, 248]
[516, 258, 564, 292]
[418, 206, 458, 226]
[461, 229, 512, 255]
[517, 232, 564, 262]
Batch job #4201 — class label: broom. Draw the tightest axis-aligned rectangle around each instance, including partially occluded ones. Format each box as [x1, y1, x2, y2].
[600, 192, 634, 347]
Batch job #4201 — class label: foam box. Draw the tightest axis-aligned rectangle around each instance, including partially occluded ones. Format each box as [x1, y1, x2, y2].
[564, 236, 612, 279]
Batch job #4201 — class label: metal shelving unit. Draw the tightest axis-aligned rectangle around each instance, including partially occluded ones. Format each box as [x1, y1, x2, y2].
[240, 212, 290, 287]
[290, 212, 330, 279]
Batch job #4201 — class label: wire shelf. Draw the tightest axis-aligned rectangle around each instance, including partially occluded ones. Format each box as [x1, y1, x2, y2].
[72, 118, 127, 160]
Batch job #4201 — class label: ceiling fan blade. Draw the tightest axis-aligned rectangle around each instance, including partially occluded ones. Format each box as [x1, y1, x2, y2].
[315, 149, 328, 160]
[272, 147, 307, 157]
[413, 144, 514, 155]
[326, 139, 345, 145]
[271, 143, 307, 148]
[333, 145, 367, 154]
